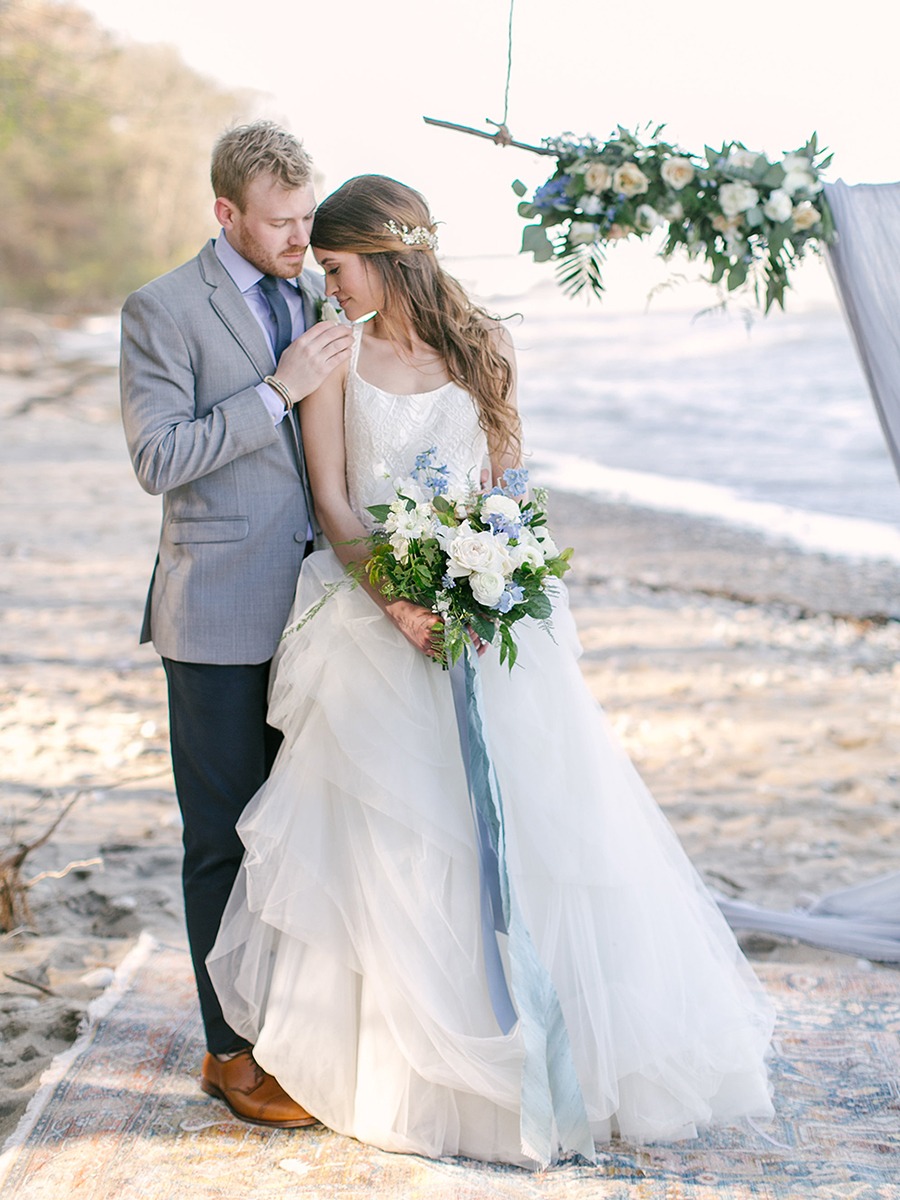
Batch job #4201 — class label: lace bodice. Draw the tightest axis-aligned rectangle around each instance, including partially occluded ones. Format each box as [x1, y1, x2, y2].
[344, 327, 489, 530]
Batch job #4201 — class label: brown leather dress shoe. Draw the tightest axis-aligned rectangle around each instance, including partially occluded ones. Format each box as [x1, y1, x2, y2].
[200, 1049, 317, 1128]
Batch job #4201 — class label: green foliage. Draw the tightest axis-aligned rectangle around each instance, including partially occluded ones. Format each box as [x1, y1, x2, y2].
[0, 0, 255, 310]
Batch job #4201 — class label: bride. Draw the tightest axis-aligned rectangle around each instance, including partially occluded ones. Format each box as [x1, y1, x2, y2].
[207, 174, 774, 1168]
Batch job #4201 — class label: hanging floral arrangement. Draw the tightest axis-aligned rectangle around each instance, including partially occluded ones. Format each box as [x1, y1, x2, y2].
[514, 126, 835, 311]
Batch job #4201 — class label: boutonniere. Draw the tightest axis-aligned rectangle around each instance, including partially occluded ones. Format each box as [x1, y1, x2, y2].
[316, 298, 343, 323]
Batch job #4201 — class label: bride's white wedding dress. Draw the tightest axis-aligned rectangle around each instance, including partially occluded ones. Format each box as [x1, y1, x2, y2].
[208, 333, 774, 1167]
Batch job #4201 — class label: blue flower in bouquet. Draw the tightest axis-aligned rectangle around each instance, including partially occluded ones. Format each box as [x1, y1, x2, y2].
[496, 583, 525, 614]
[532, 176, 573, 213]
[500, 467, 529, 498]
[412, 445, 450, 495]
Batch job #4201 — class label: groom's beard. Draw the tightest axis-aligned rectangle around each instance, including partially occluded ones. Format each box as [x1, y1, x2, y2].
[231, 229, 308, 280]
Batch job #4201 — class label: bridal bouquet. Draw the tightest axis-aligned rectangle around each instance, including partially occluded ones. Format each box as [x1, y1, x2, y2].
[364, 449, 572, 668]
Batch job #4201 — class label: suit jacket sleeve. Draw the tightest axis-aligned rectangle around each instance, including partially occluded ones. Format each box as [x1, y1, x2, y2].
[120, 287, 280, 497]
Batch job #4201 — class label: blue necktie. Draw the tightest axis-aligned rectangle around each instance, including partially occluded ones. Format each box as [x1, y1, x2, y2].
[259, 275, 293, 362]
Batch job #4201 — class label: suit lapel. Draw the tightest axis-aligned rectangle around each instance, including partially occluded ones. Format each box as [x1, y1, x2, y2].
[199, 240, 275, 378]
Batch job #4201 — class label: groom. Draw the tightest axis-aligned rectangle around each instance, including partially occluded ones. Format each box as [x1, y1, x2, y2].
[120, 121, 352, 1126]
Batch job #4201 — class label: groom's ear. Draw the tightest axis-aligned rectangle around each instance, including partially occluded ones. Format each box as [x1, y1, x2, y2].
[214, 195, 239, 230]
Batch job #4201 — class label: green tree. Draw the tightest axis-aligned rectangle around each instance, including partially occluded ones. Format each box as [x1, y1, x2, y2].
[0, 0, 255, 310]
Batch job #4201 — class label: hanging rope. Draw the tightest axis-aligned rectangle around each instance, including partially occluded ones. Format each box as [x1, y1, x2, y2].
[423, 0, 554, 156]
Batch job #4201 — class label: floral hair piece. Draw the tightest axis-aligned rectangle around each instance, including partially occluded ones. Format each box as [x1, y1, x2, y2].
[384, 219, 438, 251]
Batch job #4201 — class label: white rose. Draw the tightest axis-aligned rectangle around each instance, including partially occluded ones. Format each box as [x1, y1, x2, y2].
[569, 221, 597, 245]
[579, 194, 605, 216]
[533, 527, 559, 557]
[482, 494, 520, 522]
[791, 201, 821, 231]
[584, 161, 612, 193]
[718, 181, 760, 217]
[446, 530, 504, 577]
[612, 162, 650, 197]
[509, 542, 544, 570]
[660, 156, 695, 191]
[763, 188, 792, 223]
[469, 570, 506, 607]
[729, 149, 760, 171]
[780, 155, 821, 195]
[635, 203, 663, 232]
[665, 199, 684, 221]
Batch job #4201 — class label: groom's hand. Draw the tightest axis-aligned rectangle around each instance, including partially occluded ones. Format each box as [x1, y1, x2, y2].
[275, 322, 353, 401]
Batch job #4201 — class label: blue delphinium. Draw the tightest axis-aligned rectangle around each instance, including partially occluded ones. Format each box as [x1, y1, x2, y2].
[495, 583, 525, 614]
[413, 446, 450, 495]
[532, 176, 573, 212]
[500, 467, 529, 498]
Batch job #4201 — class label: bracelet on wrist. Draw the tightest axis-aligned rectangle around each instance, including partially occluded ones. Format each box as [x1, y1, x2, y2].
[263, 375, 294, 412]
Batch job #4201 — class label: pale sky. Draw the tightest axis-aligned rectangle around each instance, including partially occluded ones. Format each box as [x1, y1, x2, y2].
[77, 0, 900, 303]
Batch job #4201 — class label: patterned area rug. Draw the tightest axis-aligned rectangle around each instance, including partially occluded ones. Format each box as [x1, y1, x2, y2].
[1, 938, 898, 1200]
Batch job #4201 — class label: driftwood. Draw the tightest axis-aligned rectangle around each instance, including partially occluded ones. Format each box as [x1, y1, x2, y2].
[0, 791, 83, 932]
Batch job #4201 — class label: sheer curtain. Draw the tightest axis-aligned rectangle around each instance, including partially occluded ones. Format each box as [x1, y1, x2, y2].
[714, 181, 900, 962]
[824, 179, 900, 481]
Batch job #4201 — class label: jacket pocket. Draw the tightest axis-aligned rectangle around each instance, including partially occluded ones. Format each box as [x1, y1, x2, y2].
[168, 517, 250, 544]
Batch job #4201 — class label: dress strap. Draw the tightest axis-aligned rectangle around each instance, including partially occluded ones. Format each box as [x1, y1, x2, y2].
[349, 321, 364, 378]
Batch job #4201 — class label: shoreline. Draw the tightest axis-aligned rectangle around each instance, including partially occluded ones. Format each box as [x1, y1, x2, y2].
[1, 361, 898, 1144]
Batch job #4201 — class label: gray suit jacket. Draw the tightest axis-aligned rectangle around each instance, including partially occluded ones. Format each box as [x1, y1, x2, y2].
[120, 239, 324, 664]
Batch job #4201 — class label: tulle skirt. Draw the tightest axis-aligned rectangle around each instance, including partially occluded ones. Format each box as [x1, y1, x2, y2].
[208, 549, 774, 1166]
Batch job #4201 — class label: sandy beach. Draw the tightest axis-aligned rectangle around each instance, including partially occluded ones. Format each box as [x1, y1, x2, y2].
[1, 331, 898, 1145]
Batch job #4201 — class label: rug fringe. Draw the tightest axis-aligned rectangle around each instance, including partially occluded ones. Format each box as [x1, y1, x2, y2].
[0, 930, 159, 1185]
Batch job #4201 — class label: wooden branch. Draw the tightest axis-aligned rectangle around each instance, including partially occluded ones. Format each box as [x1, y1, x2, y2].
[26, 857, 103, 889]
[423, 116, 556, 156]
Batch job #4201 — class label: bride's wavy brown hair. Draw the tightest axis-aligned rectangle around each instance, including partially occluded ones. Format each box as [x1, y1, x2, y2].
[312, 175, 520, 460]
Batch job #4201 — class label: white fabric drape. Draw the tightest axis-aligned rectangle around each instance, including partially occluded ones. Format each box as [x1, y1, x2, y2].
[713, 183, 900, 962]
[824, 179, 900, 482]
[717, 872, 900, 963]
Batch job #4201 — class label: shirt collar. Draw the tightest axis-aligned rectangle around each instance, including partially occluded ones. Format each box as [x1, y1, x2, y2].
[215, 231, 300, 293]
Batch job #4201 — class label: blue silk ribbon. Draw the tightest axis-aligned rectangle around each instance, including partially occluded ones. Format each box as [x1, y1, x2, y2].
[448, 648, 595, 1168]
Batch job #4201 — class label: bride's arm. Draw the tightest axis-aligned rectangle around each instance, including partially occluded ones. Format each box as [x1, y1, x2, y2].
[299, 370, 441, 656]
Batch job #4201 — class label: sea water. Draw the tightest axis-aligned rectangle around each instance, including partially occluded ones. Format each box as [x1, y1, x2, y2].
[468, 263, 900, 565]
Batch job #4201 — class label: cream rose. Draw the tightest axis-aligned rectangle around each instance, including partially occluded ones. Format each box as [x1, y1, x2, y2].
[660, 156, 695, 191]
[469, 571, 506, 608]
[763, 189, 792, 223]
[718, 181, 760, 217]
[446, 529, 504, 578]
[569, 221, 597, 245]
[791, 201, 821, 231]
[584, 161, 612, 193]
[612, 162, 650, 197]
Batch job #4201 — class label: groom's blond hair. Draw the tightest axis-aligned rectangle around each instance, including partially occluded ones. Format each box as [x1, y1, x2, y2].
[211, 120, 313, 211]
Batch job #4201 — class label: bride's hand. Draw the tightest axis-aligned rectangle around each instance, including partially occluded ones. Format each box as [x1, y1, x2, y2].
[385, 599, 443, 657]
